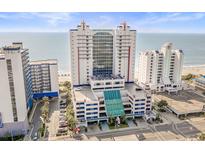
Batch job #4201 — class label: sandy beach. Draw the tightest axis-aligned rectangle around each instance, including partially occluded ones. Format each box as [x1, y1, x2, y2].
[182, 65, 205, 75]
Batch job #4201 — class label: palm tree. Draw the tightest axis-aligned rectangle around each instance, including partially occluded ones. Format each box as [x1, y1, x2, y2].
[157, 100, 168, 108]
[121, 114, 127, 124]
[67, 116, 76, 130]
[42, 96, 49, 104]
[40, 97, 49, 121]
[108, 117, 115, 125]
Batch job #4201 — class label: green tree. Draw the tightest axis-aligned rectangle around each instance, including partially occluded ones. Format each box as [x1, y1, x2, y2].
[63, 81, 71, 90]
[120, 114, 127, 124]
[199, 133, 205, 141]
[157, 100, 168, 108]
[182, 73, 197, 81]
[42, 96, 49, 103]
[41, 100, 49, 122]
[67, 116, 76, 130]
[108, 117, 115, 125]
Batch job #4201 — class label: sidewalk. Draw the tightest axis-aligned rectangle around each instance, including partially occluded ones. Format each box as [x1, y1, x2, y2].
[127, 120, 136, 128]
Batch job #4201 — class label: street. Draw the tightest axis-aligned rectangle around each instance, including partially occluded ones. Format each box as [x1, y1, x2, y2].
[30, 98, 59, 140]
[31, 102, 43, 138]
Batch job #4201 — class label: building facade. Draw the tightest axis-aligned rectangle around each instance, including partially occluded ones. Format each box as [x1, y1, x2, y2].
[70, 22, 152, 126]
[137, 43, 184, 93]
[194, 76, 205, 91]
[0, 42, 32, 137]
[70, 21, 136, 86]
[30, 59, 59, 99]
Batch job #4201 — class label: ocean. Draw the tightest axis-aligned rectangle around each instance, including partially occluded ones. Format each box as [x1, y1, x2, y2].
[0, 32, 205, 73]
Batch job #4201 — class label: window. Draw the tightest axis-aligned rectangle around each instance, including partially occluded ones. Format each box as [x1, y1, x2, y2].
[86, 108, 98, 111]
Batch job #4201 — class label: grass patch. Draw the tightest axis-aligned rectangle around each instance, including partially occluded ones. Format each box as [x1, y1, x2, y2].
[0, 135, 24, 141]
[109, 123, 129, 130]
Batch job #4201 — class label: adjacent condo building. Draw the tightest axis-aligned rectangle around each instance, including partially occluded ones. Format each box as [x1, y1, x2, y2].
[0, 42, 32, 137]
[70, 22, 152, 126]
[137, 43, 184, 93]
[194, 76, 205, 91]
[30, 59, 59, 99]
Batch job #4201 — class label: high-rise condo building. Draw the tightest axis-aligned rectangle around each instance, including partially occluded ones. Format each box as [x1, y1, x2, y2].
[137, 42, 184, 93]
[30, 59, 59, 99]
[70, 21, 136, 86]
[70, 22, 153, 126]
[0, 42, 32, 137]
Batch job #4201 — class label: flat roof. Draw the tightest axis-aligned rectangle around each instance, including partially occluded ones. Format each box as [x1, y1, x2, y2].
[74, 86, 97, 102]
[125, 83, 148, 98]
[90, 75, 124, 81]
[30, 59, 58, 65]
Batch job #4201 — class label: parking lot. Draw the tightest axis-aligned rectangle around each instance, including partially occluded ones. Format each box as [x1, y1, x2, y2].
[188, 117, 205, 132]
[175, 121, 201, 138]
[47, 96, 69, 140]
[154, 90, 205, 116]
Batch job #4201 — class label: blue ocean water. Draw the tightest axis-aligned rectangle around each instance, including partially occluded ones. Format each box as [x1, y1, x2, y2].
[0, 32, 205, 73]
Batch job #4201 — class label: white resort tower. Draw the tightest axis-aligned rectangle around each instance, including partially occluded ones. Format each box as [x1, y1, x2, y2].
[137, 42, 184, 93]
[0, 42, 32, 137]
[70, 22, 152, 126]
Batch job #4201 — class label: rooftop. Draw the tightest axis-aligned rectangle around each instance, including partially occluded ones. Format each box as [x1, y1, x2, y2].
[90, 75, 124, 81]
[30, 59, 58, 65]
[74, 86, 97, 102]
[125, 83, 149, 98]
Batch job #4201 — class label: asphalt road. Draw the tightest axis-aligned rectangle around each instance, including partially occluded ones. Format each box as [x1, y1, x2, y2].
[85, 120, 202, 141]
[31, 102, 43, 138]
[86, 127, 152, 139]
[30, 98, 59, 140]
[175, 121, 201, 138]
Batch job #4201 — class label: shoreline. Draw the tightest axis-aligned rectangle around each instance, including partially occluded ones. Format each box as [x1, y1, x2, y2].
[182, 64, 205, 75]
[183, 64, 205, 68]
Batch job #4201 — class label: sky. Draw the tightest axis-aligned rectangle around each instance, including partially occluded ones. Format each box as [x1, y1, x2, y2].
[0, 12, 205, 33]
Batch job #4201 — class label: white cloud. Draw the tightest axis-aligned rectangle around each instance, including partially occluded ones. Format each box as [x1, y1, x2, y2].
[29, 13, 72, 26]
[0, 14, 8, 19]
[87, 15, 117, 28]
[137, 13, 205, 25]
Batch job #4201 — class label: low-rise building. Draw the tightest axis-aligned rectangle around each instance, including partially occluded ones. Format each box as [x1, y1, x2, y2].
[73, 83, 152, 126]
[194, 76, 205, 91]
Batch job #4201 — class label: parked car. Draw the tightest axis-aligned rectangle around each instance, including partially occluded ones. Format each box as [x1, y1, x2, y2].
[136, 134, 145, 141]
[59, 121, 68, 125]
[59, 113, 66, 117]
[60, 105, 67, 109]
[58, 128, 68, 133]
[33, 132, 38, 141]
[56, 132, 67, 136]
[59, 117, 67, 121]
[60, 109, 66, 113]
[59, 123, 68, 128]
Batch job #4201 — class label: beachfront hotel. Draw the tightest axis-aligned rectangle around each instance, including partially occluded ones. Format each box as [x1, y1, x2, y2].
[30, 59, 59, 99]
[70, 22, 152, 126]
[0, 42, 32, 137]
[137, 43, 184, 93]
